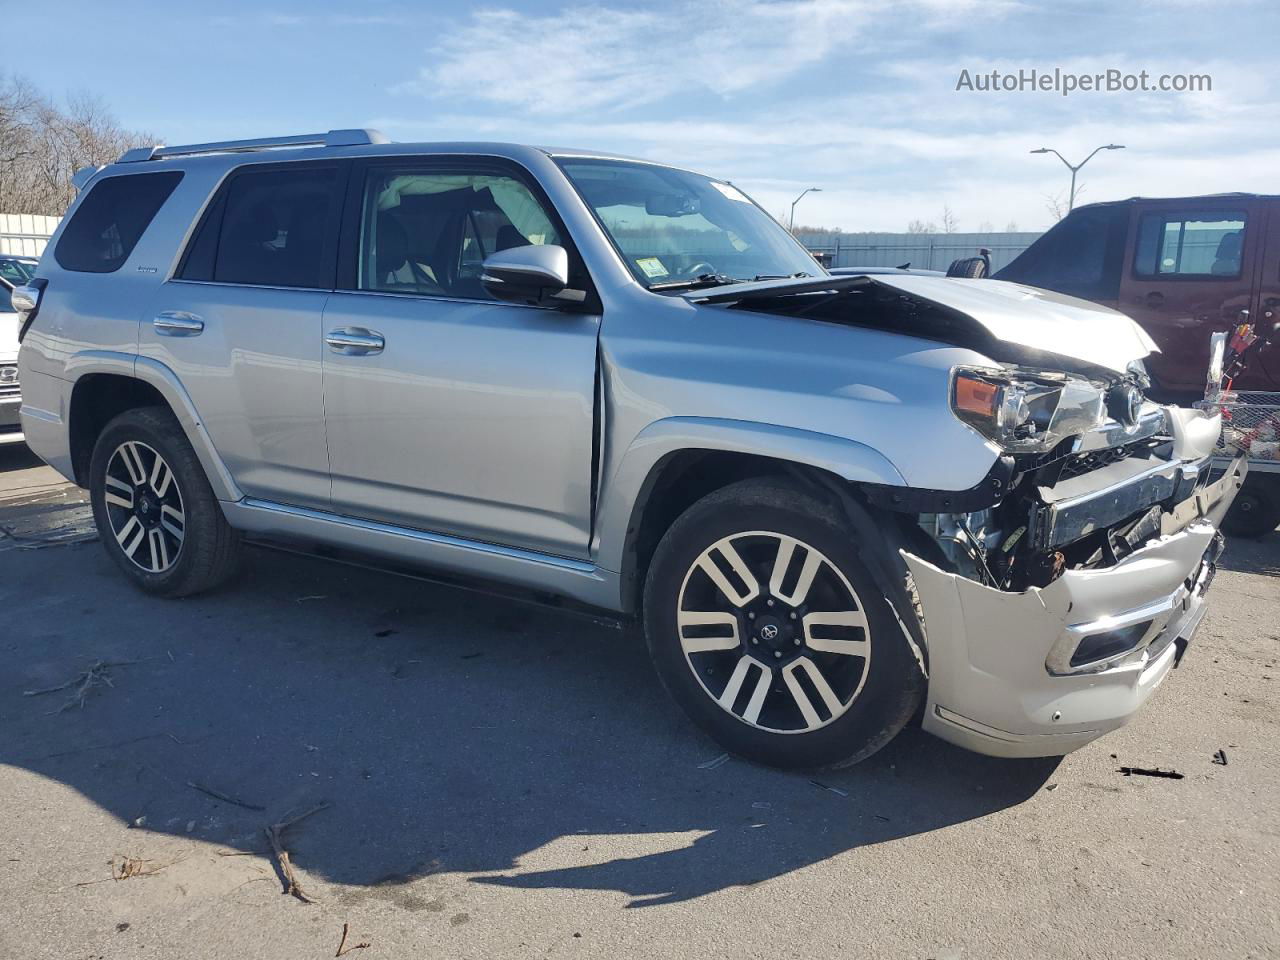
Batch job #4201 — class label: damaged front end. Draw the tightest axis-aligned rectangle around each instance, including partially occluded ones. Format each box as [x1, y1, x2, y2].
[895, 401, 1246, 757]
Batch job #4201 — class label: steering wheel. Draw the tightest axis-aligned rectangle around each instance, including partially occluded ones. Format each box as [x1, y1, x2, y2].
[684, 261, 717, 278]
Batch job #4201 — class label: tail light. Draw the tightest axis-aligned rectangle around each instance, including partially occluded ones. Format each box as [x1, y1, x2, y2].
[12, 278, 46, 343]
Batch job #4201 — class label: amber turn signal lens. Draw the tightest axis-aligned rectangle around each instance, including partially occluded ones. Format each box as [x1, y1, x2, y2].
[954, 375, 1000, 417]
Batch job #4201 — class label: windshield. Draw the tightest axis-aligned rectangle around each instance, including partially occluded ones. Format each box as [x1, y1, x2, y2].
[556, 159, 820, 289]
[0, 258, 35, 284]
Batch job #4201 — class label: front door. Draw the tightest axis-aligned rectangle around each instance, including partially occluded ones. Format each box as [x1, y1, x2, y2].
[321, 157, 600, 558]
[1120, 198, 1263, 397]
[1248, 200, 1280, 389]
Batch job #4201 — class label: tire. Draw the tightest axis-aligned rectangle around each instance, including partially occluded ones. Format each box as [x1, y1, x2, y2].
[945, 256, 988, 278]
[1221, 478, 1280, 539]
[89, 406, 241, 597]
[642, 478, 925, 770]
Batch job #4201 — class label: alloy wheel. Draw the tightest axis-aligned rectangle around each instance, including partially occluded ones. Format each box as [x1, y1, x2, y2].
[102, 440, 186, 573]
[676, 531, 872, 734]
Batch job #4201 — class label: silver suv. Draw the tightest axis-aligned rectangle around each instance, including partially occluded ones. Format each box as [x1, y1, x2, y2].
[15, 130, 1246, 769]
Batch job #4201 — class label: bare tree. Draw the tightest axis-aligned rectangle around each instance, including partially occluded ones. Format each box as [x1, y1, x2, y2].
[977, 220, 994, 233]
[1004, 220, 1019, 232]
[906, 219, 936, 234]
[939, 205, 958, 234]
[0, 75, 157, 216]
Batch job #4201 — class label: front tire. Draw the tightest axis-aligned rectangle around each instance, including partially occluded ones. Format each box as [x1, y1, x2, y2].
[643, 479, 924, 769]
[89, 406, 241, 597]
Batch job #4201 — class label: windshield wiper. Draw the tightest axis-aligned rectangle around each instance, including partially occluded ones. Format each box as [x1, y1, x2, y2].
[648, 273, 746, 292]
[750, 272, 814, 281]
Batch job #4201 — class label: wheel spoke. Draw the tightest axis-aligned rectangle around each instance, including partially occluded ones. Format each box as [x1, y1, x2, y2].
[741, 664, 772, 724]
[149, 456, 174, 498]
[696, 540, 759, 607]
[148, 528, 170, 572]
[116, 516, 145, 558]
[677, 610, 740, 654]
[104, 475, 133, 509]
[160, 504, 185, 541]
[768, 535, 823, 606]
[803, 611, 869, 657]
[717, 655, 755, 709]
[118, 442, 148, 485]
[784, 657, 844, 729]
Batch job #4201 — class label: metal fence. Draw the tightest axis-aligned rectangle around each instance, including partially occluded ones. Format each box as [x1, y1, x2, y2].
[0, 213, 60, 257]
[794, 231, 1043, 272]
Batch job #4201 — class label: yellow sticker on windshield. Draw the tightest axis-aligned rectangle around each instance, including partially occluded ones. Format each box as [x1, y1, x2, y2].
[636, 257, 669, 278]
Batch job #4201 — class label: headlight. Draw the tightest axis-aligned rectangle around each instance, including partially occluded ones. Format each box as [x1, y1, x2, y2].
[951, 366, 1105, 453]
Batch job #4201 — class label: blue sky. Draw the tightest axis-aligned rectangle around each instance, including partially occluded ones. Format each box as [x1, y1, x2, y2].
[7, 0, 1277, 231]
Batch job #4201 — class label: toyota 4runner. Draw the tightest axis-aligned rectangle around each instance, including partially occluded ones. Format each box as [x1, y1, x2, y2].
[15, 130, 1246, 768]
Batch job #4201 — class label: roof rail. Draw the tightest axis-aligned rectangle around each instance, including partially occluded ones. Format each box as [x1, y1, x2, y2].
[117, 128, 389, 164]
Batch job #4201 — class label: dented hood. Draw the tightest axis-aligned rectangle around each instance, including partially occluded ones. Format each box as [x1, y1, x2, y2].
[872, 276, 1157, 373]
[690, 274, 1158, 374]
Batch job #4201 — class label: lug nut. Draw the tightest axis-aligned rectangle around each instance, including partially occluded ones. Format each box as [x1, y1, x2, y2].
[794, 638, 801, 646]
[766, 599, 774, 607]
[773, 651, 782, 659]
[748, 612, 756, 620]
[751, 637, 758, 644]
[790, 612, 797, 620]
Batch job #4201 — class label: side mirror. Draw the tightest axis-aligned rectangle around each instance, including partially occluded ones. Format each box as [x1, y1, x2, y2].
[481, 244, 569, 306]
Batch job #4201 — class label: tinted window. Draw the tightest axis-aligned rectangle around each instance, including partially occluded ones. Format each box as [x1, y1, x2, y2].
[355, 167, 561, 300]
[994, 204, 1127, 300]
[181, 164, 341, 288]
[1134, 211, 1246, 277]
[54, 172, 182, 273]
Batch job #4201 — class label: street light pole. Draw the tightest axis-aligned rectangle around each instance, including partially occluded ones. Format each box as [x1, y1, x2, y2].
[1030, 144, 1125, 211]
[789, 187, 822, 230]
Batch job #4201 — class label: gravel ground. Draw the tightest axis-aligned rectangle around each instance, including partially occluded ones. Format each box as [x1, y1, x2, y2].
[1, 443, 1277, 960]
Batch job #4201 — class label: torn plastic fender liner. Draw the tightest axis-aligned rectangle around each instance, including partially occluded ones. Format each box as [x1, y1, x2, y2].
[901, 520, 1219, 756]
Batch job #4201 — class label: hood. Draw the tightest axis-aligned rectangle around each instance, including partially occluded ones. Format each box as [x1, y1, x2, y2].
[688, 274, 1157, 375]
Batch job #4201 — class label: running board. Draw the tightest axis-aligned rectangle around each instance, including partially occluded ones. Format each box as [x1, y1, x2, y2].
[221, 497, 618, 612]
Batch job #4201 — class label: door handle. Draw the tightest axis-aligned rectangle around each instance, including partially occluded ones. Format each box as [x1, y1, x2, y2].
[325, 328, 385, 355]
[153, 311, 204, 336]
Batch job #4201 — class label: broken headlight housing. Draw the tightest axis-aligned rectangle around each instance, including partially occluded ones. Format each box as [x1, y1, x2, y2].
[951, 366, 1106, 453]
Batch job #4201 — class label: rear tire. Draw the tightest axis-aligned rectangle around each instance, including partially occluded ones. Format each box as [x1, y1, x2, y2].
[642, 478, 924, 769]
[1221, 478, 1280, 539]
[89, 406, 241, 597]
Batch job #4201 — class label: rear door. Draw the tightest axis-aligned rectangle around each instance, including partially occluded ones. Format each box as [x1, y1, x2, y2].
[1121, 198, 1263, 396]
[1248, 199, 1280, 389]
[140, 160, 346, 508]
[320, 155, 600, 558]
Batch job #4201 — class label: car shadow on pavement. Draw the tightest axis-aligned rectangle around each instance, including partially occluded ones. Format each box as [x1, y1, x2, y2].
[1219, 529, 1280, 577]
[2, 530, 1058, 909]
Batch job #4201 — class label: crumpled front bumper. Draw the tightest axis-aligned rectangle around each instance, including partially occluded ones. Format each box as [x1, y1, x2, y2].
[904, 448, 1246, 760]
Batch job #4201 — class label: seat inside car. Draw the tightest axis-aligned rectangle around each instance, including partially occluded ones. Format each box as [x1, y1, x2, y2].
[1211, 230, 1243, 275]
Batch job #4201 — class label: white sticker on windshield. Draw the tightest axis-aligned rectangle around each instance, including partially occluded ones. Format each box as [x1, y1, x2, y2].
[636, 257, 669, 278]
[710, 181, 751, 203]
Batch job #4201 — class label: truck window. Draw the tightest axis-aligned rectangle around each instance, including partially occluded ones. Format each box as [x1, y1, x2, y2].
[179, 164, 342, 289]
[1133, 211, 1246, 277]
[54, 171, 183, 273]
[993, 203, 1126, 301]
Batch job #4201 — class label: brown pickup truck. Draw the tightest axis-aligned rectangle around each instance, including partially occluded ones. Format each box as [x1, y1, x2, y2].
[995, 194, 1280, 398]
[995, 194, 1280, 536]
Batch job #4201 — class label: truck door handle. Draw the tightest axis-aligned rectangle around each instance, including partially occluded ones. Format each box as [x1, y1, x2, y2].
[153, 311, 204, 336]
[325, 328, 385, 355]
[1144, 292, 1164, 308]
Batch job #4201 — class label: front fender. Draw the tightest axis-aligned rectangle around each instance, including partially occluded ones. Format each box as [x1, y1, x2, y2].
[592, 415, 907, 578]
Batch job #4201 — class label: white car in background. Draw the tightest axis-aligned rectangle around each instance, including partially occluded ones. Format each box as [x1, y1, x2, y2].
[1, 275, 24, 444]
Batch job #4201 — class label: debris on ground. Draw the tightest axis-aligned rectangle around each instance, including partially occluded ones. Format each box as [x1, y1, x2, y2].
[23, 660, 140, 713]
[1045, 783, 1058, 791]
[335, 923, 371, 957]
[295, 595, 327, 603]
[1213, 749, 1229, 766]
[0, 522, 98, 551]
[75, 856, 174, 887]
[264, 802, 330, 904]
[810, 779, 850, 798]
[187, 780, 266, 811]
[698, 753, 730, 770]
[1118, 766, 1185, 779]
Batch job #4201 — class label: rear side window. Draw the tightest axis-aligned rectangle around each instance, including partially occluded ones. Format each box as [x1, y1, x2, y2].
[179, 164, 342, 289]
[1133, 211, 1247, 277]
[54, 172, 183, 273]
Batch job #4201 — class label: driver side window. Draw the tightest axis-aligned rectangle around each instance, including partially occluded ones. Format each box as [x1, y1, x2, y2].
[357, 166, 561, 301]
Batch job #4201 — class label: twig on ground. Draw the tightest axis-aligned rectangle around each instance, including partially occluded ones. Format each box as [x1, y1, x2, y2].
[187, 781, 266, 811]
[23, 659, 143, 713]
[336, 923, 371, 957]
[75, 854, 178, 887]
[1118, 766, 1184, 779]
[264, 802, 330, 904]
